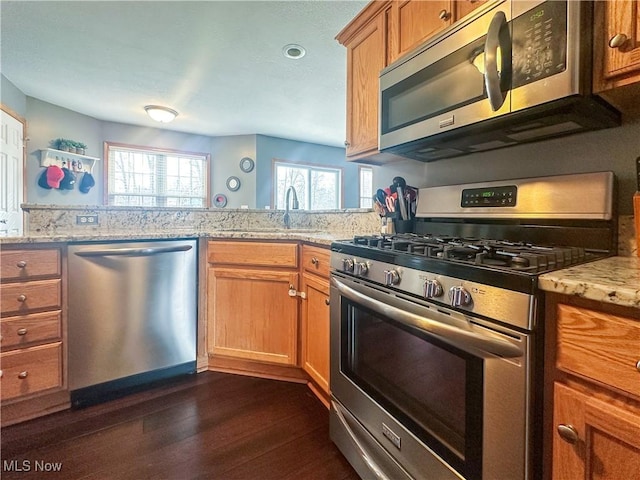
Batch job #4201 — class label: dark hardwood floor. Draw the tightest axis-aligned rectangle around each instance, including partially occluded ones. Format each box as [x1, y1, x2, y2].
[1, 372, 360, 480]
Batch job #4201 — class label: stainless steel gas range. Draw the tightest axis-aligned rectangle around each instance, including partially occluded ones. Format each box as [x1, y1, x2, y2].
[329, 172, 616, 480]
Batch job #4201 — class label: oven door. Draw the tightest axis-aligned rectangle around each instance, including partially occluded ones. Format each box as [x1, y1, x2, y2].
[330, 273, 534, 480]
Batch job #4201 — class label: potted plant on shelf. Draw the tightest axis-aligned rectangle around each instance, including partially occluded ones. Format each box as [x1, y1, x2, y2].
[75, 142, 87, 155]
[53, 138, 71, 152]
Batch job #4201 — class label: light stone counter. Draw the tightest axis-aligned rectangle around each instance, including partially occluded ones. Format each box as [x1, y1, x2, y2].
[538, 256, 640, 309]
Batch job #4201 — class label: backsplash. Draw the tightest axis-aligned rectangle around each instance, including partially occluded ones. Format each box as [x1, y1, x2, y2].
[20, 206, 637, 257]
[22, 205, 381, 237]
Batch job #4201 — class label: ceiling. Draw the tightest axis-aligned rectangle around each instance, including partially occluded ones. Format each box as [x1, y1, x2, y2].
[0, 0, 368, 148]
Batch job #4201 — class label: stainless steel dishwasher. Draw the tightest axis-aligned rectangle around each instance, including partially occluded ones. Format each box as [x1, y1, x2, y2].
[67, 239, 197, 407]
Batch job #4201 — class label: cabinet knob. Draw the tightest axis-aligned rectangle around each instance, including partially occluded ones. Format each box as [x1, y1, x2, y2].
[16, 260, 27, 268]
[344, 140, 350, 147]
[556, 424, 579, 444]
[439, 9, 451, 21]
[608, 33, 628, 49]
[636, 359, 640, 373]
[311, 257, 319, 265]
[18, 371, 29, 379]
[17, 294, 27, 302]
[17, 328, 28, 336]
[325, 298, 330, 306]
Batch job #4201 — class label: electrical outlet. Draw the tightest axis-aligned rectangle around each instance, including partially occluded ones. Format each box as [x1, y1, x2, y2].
[76, 215, 99, 225]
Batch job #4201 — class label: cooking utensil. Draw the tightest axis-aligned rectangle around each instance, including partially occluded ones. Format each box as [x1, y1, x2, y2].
[385, 194, 396, 212]
[392, 177, 409, 220]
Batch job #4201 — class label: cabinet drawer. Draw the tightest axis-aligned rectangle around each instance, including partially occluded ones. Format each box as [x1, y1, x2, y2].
[1, 249, 61, 281]
[208, 241, 298, 268]
[302, 245, 330, 278]
[0, 279, 62, 316]
[1, 311, 62, 349]
[1, 342, 63, 400]
[556, 304, 640, 398]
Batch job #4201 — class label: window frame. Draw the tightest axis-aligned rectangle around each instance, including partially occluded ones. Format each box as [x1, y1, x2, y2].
[271, 158, 344, 210]
[104, 141, 211, 208]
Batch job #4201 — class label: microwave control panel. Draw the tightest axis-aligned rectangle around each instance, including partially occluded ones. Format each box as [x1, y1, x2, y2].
[511, 0, 567, 88]
[461, 185, 517, 208]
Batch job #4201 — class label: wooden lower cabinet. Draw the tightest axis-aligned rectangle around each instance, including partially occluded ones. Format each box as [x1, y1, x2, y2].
[545, 293, 640, 479]
[0, 245, 69, 426]
[553, 383, 640, 479]
[301, 272, 330, 405]
[208, 266, 299, 366]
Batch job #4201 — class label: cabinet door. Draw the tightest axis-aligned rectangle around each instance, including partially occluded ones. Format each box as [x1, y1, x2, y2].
[553, 383, 640, 479]
[392, 0, 452, 62]
[454, 0, 488, 21]
[595, 0, 640, 90]
[301, 273, 330, 395]
[345, 12, 387, 158]
[208, 267, 299, 366]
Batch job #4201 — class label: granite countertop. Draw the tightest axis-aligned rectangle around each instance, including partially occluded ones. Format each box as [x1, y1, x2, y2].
[538, 256, 640, 309]
[0, 230, 352, 247]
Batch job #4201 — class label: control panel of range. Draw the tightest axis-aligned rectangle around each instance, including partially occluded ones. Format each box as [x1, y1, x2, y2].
[461, 185, 517, 208]
[331, 253, 535, 330]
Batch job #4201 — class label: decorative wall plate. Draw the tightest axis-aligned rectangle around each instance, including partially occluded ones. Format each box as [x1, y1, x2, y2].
[226, 176, 241, 191]
[213, 193, 227, 208]
[239, 157, 255, 173]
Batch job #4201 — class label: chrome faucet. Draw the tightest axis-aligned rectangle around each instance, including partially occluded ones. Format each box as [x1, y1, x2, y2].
[283, 186, 299, 229]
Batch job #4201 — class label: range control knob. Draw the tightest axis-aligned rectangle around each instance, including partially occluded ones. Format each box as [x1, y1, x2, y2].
[449, 286, 472, 307]
[383, 270, 400, 286]
[342, 258, 354, 273]
[423, 279, 443, 298]
[354, 261, 369, 276]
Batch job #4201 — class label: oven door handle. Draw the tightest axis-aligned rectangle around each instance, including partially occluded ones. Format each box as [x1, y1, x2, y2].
[332, 400, 394, 480]
[331, 277, 523, 358]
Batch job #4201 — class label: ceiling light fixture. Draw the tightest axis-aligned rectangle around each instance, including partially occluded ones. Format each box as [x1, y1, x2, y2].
[144, 105, 178, 123]
[283, 44, 306, 60]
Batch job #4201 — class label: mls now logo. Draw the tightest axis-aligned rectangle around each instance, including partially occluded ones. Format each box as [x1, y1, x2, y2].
[3, 459, 63, 472]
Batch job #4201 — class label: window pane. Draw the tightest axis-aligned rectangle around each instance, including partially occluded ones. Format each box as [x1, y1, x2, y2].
[108, 144, 208, 207]
[360, 167, 373, 208]
[276, 165, 308, 210]
[311, 169, 339, 210]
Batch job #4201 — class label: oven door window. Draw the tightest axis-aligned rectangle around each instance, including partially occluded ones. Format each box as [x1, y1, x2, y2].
[342, 300, 483, 480]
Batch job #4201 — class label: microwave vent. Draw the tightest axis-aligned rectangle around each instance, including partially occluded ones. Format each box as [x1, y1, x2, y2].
[506, 121, 583, 142]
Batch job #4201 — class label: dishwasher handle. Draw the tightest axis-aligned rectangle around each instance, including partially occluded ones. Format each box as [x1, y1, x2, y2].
[74, 244, 192, 257]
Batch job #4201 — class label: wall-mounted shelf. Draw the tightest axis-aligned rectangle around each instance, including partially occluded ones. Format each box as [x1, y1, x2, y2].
[39, 148, 100, 173]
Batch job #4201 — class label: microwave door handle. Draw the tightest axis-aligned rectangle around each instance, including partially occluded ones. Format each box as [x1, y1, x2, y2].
[484, 11, 508, 111]
[331, 276, 522, 358]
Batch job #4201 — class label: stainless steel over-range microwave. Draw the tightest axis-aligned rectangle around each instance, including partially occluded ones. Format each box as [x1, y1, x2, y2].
[379, 0, 620, 162]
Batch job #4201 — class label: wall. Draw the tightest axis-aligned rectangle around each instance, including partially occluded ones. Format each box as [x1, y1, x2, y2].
[210, 135, 256, 209]
[1, 75, 27, 117]
[421, 117, 640, 215]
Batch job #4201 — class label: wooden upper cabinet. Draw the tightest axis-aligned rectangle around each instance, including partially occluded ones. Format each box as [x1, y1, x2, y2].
[593, 0, 640, 116]
[391, 0, 453, 62]
[595, 0, 640, 87]
[341, 10, 389, 158]
[454, 0, 488, 23]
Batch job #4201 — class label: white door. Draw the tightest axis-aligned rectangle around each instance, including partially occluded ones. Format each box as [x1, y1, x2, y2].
[0, 108, 25, 237]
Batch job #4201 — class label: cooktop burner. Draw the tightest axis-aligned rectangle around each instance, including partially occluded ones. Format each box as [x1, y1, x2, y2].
[347, 234, 592, 274]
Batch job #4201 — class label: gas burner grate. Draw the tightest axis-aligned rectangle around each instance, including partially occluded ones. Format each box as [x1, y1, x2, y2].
[348, 234, 590, 274]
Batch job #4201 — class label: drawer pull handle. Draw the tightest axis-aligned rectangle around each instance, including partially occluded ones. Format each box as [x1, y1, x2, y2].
[325, 298, 330, 306]
[17, 328, 28, 336]
[636, 359, 640, 373]
[311, 257, 319, 265]
[557, 424, 579, 444]
[17, 294, 27, 302]
[439, 9, 450, 20]
[18, 371, 29, 379]
[16, 260, 27, 268]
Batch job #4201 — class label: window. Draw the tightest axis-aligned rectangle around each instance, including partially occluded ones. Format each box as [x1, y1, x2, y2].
[106, 143, 209, 207]
[359, 166, 373, 208]
[273, 160, 342, 210]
